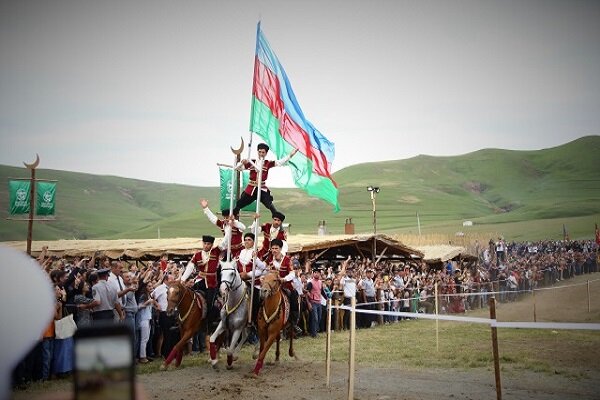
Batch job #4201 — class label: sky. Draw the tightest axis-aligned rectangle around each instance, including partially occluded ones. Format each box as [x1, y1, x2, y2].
[1, 0, 599, 188]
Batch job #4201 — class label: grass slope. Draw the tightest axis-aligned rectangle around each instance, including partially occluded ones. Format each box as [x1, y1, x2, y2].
[1, 136, 599, 241]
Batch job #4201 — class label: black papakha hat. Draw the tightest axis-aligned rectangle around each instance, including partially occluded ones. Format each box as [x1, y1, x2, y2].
[270, 238, 284, 248]
[202, 235, 215, 244]
[244, 232, 255, 240]
[271, 211, 285, 221]
[257, 143, 270, 152]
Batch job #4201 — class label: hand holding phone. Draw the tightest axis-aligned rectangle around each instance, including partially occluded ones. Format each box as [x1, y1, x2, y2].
[74, 323, 135, 400]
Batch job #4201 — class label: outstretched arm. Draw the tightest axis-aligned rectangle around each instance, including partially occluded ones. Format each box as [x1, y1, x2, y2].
[274, 148, 299, 167]
[200, 199, 219, 225]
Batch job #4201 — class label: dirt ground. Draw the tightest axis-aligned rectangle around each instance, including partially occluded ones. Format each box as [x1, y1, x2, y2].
[130, 358, 600, 400]
[15, 356, 599, 400]
[12, 274, 600, 400]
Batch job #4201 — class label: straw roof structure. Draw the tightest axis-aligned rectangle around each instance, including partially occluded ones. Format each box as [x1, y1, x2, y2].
[2, 233, 423, 261]
[415, 244, 476, 263]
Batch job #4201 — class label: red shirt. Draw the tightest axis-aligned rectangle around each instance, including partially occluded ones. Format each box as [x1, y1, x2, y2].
[260, 223, 287, 255]
[190, 247, 221, 289]
[242, 159, 276, 195]
[265, 253, 292, 291]
[216, 219, 244, 257]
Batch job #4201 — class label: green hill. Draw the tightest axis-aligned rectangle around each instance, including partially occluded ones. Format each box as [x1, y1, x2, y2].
[1, 136, 599, 241]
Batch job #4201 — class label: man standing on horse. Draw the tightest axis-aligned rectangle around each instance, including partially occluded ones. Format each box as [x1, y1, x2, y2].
[250, 211, 289, 257]
[232, 143, 298, 216]
[199, 198, 246, 258]
[264, 239, 300, 334]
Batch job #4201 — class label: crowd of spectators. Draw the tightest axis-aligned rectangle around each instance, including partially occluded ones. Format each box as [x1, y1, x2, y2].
[11, 238, 599, 388]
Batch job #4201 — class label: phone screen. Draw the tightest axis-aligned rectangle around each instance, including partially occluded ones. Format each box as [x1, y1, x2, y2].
[74, 327, 134, 400]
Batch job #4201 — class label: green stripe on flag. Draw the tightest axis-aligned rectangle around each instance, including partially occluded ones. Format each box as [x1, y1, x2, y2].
[251, 97, 340, 212]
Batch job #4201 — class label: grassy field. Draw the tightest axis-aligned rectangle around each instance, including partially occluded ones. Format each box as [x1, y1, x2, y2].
[1, 136, 599, 242]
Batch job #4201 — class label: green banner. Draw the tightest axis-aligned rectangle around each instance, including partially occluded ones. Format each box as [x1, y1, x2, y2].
[219, 168, 254, 212]
[36, 182, 56, 216]
[8, 180, 31, 215]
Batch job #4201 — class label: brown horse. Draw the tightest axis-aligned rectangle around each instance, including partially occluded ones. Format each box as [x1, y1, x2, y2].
[253, 271, 296, 375]
[161, 281, 207, 369]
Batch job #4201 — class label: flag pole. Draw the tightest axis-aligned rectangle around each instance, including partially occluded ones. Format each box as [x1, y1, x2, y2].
[247, 21, 262, 322]
[248, 156, 264, 323]
[227, 138, 244, 263]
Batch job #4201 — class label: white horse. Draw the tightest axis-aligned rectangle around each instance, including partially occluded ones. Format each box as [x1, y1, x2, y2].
[209, 260, 249, 369]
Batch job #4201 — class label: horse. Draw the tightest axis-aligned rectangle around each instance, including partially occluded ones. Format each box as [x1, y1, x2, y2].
[161, 280, 207, 370]
[209, 260, 249, 369]
[253, 271, 296, 375]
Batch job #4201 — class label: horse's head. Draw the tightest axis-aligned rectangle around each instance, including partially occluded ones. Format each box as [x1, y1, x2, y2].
[219, 260, 239, 297]
[166, 280, 185, 316]
[260, 271, 281, 299]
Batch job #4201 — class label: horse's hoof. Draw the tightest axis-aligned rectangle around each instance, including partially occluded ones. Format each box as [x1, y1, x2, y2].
[226, 364, 233, 370]
[159, 364, 167, 371]
[252, 352, 258, 360]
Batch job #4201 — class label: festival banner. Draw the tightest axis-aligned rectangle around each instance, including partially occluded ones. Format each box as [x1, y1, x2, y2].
[36, 182, 56, 216]
[219, 168, 254, 212]
[250, 22, 340, 212]
[8, 180, 31, 215]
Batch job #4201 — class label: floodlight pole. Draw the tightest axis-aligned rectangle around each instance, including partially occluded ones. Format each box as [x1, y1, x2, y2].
[367, 186, 380, 263]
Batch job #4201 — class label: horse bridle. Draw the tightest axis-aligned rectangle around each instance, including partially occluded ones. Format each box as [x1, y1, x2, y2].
[261, 274, 280, 296]
[221, 267, 247, 316]
[221, 267, 243, 293]
[172, 284, 197, 323]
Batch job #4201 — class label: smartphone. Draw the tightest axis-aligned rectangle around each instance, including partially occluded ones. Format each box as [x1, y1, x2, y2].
[74, 323, 135, 400]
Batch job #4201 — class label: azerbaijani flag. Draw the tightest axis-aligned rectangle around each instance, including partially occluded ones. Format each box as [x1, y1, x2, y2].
[250, 22, 340, 212]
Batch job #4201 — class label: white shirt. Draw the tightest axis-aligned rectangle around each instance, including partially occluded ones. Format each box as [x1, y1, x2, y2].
[291, 274, 303, 295]
[340, 275, 357, 298]
[152, 283, 168, 312]
[107, 272, 126, 305]
[244, 257, 268, 288]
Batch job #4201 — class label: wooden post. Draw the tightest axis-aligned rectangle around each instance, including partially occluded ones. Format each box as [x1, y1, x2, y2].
[347, 297, 356, 400]
[587, 280, 591, 313]
[532, 289, 537, 322]
[377, 288, 384, 326]
[435, 282, 439, 352]
[489, 297, 502, 400]
[326, 298, 332, 387]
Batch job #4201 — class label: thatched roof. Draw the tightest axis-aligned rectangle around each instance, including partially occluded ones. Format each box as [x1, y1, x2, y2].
[415, 244, 475, 263]
[287, 234, 423, 260]
[1, 233, 423, 261]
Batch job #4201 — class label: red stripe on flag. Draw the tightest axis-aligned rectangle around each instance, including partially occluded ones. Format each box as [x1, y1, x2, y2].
[253, 57, 335, 182]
